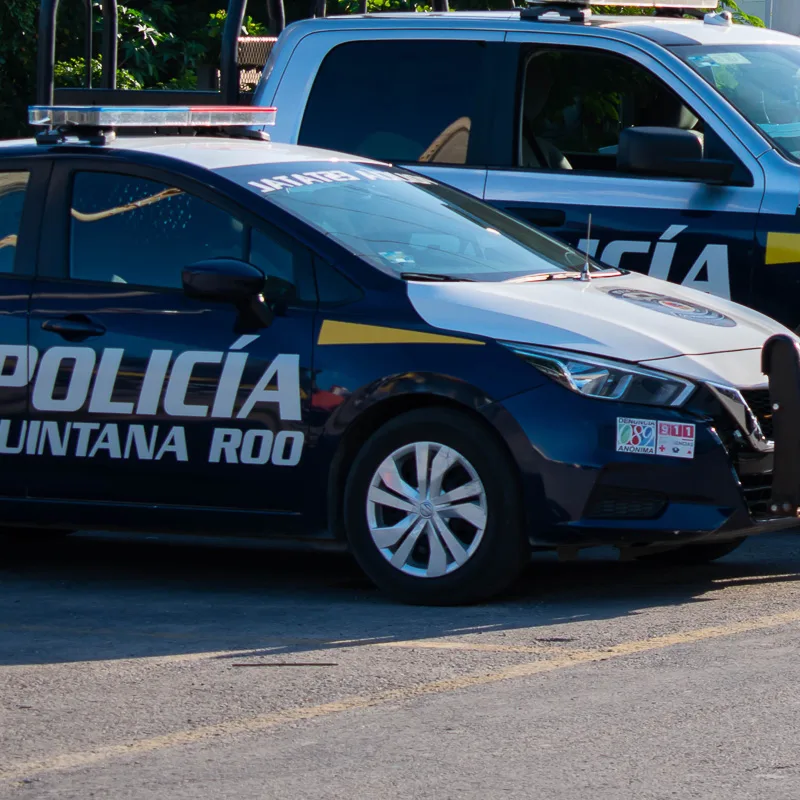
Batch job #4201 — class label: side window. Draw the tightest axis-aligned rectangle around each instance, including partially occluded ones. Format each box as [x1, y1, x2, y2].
[517, 48, 735, 177]
[299, 40, 486, 165]
[70, 172, 245, 288]
[0, 172, 30, 274]
[248, 226, 316, 304]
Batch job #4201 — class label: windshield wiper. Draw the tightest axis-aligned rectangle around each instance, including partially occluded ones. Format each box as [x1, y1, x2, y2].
[399, 272, 475, 282]
[507, 268, 623, 283]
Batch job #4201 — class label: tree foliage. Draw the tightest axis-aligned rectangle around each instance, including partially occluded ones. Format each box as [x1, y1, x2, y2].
[594, 2, 764, 26]
[0, 0, 765, 139]
[0, 0, 39, 138]
[53, 57, 143, 89]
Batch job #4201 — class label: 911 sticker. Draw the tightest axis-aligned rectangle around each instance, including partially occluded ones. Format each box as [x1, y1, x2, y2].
[617, 418, 695, 459]
[616, 418, 656, 455]
[656, 422, 695, 459]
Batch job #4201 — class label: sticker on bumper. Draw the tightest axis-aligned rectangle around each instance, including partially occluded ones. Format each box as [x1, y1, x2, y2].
[656, 422, 695, 459]
[616, 418, 656, 454]
[617, 418, 695, 459]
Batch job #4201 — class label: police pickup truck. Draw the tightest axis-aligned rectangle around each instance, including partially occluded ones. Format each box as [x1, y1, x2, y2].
[250, 0, 800, 329]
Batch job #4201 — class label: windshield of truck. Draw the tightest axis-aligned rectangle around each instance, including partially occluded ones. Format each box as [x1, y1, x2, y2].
[224, 162, 608, 282]
[675, 45, 800, 161]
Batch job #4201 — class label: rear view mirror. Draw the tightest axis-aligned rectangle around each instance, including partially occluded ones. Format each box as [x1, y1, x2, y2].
[618, 127, 735, 184]
[182, 258, 273, 330]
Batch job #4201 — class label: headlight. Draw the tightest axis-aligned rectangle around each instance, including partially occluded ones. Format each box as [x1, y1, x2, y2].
[502, 343, 695, 407]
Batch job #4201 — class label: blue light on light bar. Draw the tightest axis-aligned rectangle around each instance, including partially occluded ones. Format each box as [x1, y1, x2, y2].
[28, 105, 277, 128]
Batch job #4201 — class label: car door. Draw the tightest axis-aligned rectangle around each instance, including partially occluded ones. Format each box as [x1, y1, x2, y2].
[29, 160, 315, 513]
[483, 36, 765, 305]
[0, 158, 48, 498]
[293, 34, 503, 197]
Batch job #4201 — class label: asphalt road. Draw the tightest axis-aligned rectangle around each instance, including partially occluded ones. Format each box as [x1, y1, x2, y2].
[3, 531, 800, 799]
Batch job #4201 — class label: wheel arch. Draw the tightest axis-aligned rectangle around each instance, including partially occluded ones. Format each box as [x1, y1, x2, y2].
[325, 389, 522, 541]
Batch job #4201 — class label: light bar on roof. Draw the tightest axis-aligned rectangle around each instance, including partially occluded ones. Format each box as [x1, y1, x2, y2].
[527, 0, 717, 7]
[28, 106, 277, 128]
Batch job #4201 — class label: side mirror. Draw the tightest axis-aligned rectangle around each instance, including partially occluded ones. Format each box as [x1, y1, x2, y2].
[183, 258, 273, 330]
[617, 127, 735, 184]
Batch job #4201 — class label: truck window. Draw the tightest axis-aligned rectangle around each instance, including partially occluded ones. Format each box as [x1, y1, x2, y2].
[298, 40, 486, 166]
[517, 48, 730, 176]
[675, 44, 800, 162]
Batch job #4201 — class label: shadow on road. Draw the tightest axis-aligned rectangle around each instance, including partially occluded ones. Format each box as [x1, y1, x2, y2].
[1, 531, 799, 666]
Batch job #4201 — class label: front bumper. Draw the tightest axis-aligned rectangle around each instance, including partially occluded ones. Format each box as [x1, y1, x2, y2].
[486, 377, 799, 549]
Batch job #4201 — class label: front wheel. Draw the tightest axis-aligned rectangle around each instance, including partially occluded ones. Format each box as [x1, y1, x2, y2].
[635, 538, 746, 566]
[343, 408, 529, 605]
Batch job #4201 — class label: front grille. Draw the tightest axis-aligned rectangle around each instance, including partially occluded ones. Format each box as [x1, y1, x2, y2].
[739, 471, 774, 517]
[741, 389, 773, 440]
[584, 486, 667, 520]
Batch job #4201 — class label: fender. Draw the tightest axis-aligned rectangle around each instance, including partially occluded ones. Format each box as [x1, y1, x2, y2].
[327, 370, 496, 437]
[311, 371, 505, 537]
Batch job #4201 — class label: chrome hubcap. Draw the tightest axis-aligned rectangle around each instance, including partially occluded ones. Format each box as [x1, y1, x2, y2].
[366, 441, 488, 578]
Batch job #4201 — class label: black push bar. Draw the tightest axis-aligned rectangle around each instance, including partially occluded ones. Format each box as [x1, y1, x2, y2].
[37, 0, 453, 110]
[762, 334, 800, 518]
[38, 0, 118, 106]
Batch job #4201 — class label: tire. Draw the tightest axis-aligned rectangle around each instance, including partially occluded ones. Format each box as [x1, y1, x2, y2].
[635, 537, 746, 566]
[343, 408, 528, 605]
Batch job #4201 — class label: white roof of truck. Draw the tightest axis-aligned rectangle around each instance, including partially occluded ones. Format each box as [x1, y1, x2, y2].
[285, 12, 799, 48]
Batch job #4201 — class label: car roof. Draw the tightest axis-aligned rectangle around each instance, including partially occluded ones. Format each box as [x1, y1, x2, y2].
[0, 137, 382, 171]
[284, 12, 800, 48]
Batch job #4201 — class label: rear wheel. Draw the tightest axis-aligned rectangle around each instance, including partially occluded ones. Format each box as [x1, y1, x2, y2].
[344, 408, 528, 605]
[635, 537, 746, 565]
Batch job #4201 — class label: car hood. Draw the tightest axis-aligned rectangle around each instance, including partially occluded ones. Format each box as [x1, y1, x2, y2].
[639, 350, 766, 387]
[407, 272, 792, 385]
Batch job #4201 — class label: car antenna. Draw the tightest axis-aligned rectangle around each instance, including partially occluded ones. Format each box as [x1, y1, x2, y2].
[579, 213, 592, 282]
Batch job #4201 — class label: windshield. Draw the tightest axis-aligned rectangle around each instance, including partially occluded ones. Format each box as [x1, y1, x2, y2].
[224, 162, 603, 282]
[674, 45, 800, 161]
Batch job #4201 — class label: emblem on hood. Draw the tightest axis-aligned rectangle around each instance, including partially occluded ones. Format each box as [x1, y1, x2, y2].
[599, 288, 737, 328]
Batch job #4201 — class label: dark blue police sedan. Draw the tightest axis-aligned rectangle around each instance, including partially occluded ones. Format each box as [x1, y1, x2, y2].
[0, 105, 795, 604]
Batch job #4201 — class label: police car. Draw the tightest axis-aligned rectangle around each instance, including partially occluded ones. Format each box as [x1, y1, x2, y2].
[1, 103, 800, 604]
[251, 0, 800, 330]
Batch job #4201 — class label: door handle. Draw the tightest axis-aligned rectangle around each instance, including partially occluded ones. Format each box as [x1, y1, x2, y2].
[511, 207, 567, 228]
[41, 316, 106, 341]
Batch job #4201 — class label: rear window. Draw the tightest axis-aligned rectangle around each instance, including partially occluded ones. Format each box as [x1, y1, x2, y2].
[298, 40, 485, 166]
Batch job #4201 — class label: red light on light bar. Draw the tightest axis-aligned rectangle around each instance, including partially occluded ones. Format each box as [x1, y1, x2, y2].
[188, 106, 277, 112]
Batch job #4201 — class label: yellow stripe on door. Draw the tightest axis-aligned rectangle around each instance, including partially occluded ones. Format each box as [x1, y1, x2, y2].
[766, 231, 800, 265]
[317, 320, 484, 346]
